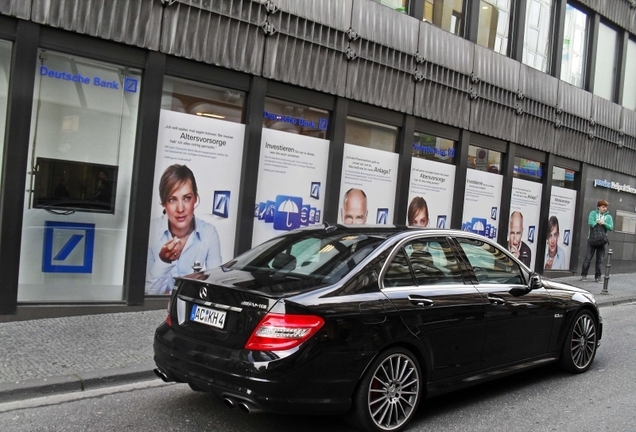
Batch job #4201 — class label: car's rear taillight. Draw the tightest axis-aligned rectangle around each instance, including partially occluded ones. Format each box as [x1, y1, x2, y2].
[166, 288, 176, 327]
[245, 313, 324, 351]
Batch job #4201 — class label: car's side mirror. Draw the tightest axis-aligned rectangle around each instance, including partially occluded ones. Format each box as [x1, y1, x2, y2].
[530, 274, 542, 290]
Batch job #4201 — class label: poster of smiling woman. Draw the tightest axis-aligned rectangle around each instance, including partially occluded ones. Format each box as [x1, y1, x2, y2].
[252, 127, 330, 247]
[145, 109, 245, 295]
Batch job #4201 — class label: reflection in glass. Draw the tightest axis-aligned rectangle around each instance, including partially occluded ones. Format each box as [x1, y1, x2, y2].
[593, 22, 618, 101]
[552, 166, 576, 189]
[412, 132, 456, 164]
[346, 117, 398, 152]
[560, 4, 588, 88]
[468, 145, 501, 174]
[477, 0, 511, 54]
[522, 0, 553, 72]
[622, 39, 636, 110]
[163, 77, 245, 124]
[424, 0, 464, 37]
[370, 0, 408, 13]
[0, 40, 10, 187]
[263, 98, 329, 139]
[513, 157, 543, 182]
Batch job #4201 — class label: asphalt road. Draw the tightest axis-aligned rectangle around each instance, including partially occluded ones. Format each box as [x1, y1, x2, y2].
[0, 303, 634, 432]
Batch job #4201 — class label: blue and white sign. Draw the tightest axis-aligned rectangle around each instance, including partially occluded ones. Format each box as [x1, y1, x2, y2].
[213, 191, 230, 218]
[437, 215, 447, 229]
[563, 229, 571, 246]
[377, 208, 389, 225]
[528, 226, 535, 243]
[42, 221, 95, 273]
[462, 169, 503, 240]
[509, 178, 543, 270]
[252, 128, 329, 246]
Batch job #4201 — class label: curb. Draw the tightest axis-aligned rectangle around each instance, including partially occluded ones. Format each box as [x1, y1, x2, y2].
[0, 363, 157, 404]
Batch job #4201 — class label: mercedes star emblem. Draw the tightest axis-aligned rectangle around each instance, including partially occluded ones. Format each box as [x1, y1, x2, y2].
[199, 287, 207, 299]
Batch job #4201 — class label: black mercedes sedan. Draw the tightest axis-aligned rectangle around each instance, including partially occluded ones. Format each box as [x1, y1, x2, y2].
[153, 224, 602, 432]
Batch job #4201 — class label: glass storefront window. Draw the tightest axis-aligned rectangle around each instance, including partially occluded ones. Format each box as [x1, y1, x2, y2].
[561, 3, 588, 88]
[424, 0, 464, 37]
[345, 117, 397, 152]
[263, 98, 329, 139]
[513, 157, 543, 182]
[162, 77, 244, 123]
[615, 210, 636, 235]
[371, 0, 408, 13]
[622, 39, 636, 110]
[593, 22, 618, 101]
[552, 166, 576, 189]
[412, 132, 456, 164]
[18, 50, 141, 302]
[477, 0, 511, 55]
[522, 0, 553, 72]
[146, 77, 247, 295]
[468, 145, 501, 174]
[0, 40, 12, 189]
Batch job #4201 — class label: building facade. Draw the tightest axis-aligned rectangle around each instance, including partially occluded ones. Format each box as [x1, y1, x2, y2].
[1, 0, 635, 321]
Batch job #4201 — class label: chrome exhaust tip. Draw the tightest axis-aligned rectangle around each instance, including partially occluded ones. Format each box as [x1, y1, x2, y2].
[153, 368, 172, 382]
[223, 397, 236, 408]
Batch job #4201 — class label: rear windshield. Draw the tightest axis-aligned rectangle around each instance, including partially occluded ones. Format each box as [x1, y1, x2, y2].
[223, 231, 387, 283]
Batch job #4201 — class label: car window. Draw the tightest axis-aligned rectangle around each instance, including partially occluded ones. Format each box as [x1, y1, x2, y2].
[404, 237, 464, 285]
[456, 237, 525, 285]
[384, 249, 415, 287]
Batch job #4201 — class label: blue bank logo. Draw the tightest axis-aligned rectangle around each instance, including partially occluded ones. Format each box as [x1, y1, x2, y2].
[213, 191, 230, 218]
[274, 195, 303, 231]
[437, 215, 447, 229]
[377, 208, 389, 225]
[563, 229, 571, 246]
[310, 182, 321, 200]
[300, 204, 310, 226]
[528, 226, 535, 243]
[264, 201, 276, 223]
[319, 118, 329, 131]
[124, 77, 138, 93]
[470, 218, 487, 236]
[42, 221, 95, 273]
[254, 203, 260, 217]
[314, 209, 321, 223]
[491, 207, 498, 220]
[309, 207, 316, 224]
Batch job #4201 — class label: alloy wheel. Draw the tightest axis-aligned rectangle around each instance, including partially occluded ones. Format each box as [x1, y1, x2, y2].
[570, 313, 597, 369]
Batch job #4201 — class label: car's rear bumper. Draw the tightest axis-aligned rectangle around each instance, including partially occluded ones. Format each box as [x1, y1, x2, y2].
[153, 323, 356, 415]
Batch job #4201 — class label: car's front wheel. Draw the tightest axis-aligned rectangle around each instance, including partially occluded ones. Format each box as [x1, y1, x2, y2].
[346, 347, 422, 432]
[559, 309, 598, 373]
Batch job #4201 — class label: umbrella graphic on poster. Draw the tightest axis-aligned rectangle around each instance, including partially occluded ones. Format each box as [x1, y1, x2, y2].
[274, 195, 303, 231]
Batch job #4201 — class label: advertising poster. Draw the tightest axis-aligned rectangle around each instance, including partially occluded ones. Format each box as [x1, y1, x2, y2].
[461, 169, 503, 239]
[508, 178, 543, 269]
[146, 109, 245, 295]
[339, 144, 399, 225]
[544, 186, 577, 270]
[252, 128, 330, 247]
[407, 158, 455, 228]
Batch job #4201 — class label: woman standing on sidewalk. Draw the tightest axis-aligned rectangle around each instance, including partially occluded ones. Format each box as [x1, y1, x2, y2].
[581, 199, 613, 282]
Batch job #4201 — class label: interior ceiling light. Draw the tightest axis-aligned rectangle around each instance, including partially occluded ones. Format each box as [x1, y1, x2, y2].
[196, 112, 225, 119]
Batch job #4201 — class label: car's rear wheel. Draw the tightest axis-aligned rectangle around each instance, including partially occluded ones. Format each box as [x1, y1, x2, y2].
[559, 309, 598, 373]
[346, 347, 422, 432]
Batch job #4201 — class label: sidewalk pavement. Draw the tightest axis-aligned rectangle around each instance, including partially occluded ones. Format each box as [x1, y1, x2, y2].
[1, 272, 635, 404]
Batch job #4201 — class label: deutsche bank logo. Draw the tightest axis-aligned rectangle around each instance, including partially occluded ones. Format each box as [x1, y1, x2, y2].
[437, 215, 447, 229]
[377, 208, 389, 225]
[213, 191, 230, 218]
[318, 118, 329, 131]
[491, 207, 498, 220]
[528, 226, 536, 243]
[124, 77, 138, 93]
[310, 182, 321, 200]
[563, 230, 571, 246]
[42, 221, 95, 273]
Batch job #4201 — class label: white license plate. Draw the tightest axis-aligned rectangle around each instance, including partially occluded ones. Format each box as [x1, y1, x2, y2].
[190, 304, 226, 329]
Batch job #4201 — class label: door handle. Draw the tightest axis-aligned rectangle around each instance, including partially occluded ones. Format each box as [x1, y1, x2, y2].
[488, 295, 506, 305]
[408, 296, 434, 307]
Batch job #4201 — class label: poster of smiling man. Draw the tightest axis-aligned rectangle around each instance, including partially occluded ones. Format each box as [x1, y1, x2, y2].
[145, 109, 245, 295]
[252, 127, 329, 247]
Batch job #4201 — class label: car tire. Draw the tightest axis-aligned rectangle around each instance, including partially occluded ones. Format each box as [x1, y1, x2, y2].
[559, 309, 598, 374]
[345, 347, 422, 432]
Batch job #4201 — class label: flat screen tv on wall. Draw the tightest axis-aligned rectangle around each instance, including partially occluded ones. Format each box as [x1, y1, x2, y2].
[32, 157, 118, 214]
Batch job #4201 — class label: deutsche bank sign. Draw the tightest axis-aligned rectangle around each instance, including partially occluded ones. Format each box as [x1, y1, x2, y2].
[42, 221, 95, 273]
[39, 66, 138, 93]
